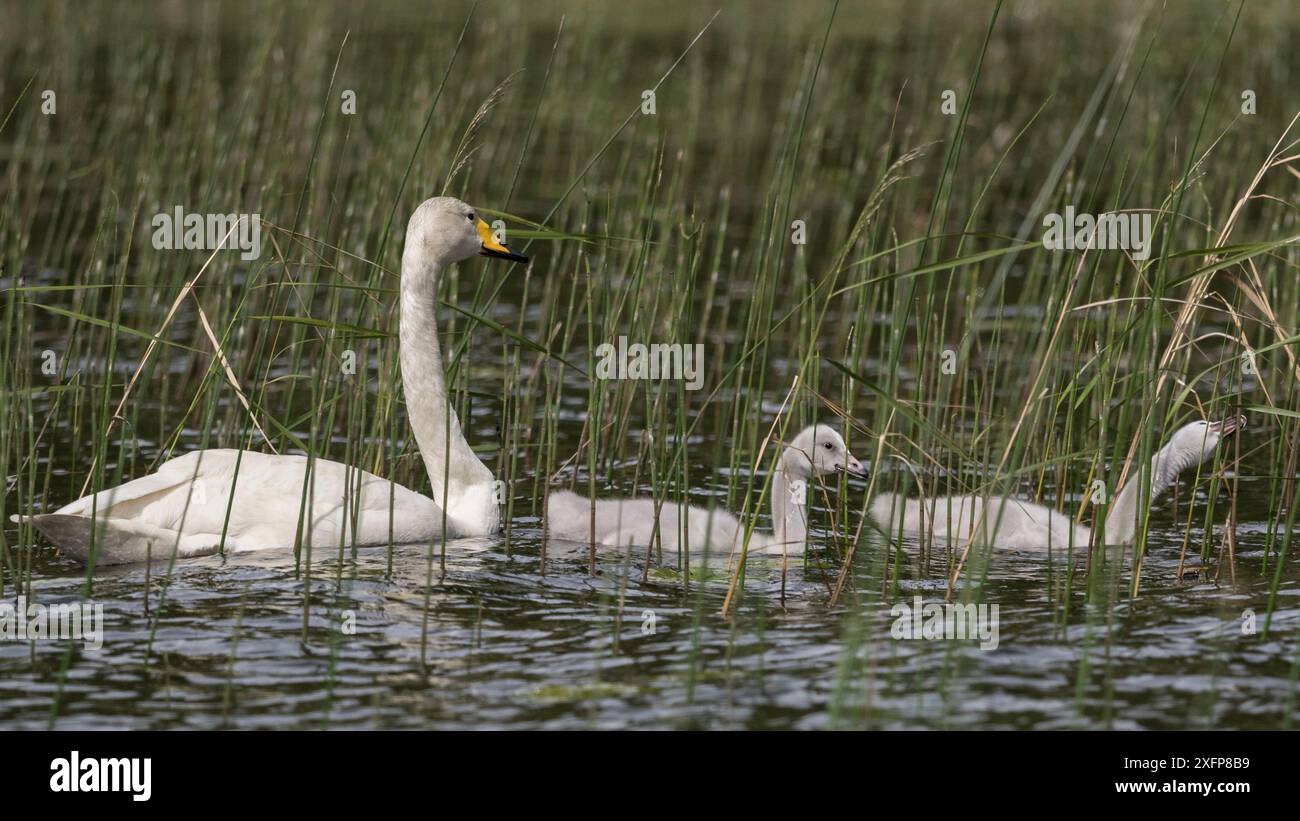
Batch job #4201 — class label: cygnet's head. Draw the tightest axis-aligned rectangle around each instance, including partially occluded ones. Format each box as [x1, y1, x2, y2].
[784, 423, 866, 479]
[1167, 414, 1245, 467]
[404, 196, 529, 268]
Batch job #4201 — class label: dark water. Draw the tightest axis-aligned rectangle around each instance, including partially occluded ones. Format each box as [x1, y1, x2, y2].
[2, 0, 1297, 733]
[3, 460, 1297, 730]
[3, 260, 1298, 729]
[1, 270, 1297, 729]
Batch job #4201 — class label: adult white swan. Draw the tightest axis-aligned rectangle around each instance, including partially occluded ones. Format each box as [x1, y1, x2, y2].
[547, 424, 866, 556]
[870, 415, 1245, 549]
[12, 197, 529, 565]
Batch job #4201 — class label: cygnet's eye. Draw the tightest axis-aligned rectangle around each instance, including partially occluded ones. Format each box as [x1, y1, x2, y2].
[823, 441, 834, 451]
[467, 213, 476, 222]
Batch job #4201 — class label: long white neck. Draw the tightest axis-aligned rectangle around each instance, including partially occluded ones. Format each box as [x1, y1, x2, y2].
[770, 453, 809, 551]
[1103, 437, 1194, 545]
[399, 241, 498, 536]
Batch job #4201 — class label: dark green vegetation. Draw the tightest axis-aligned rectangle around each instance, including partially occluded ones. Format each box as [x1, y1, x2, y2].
[1, 0, 1298, 728]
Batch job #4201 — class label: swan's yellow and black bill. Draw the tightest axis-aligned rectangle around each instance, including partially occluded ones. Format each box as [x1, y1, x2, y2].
[476, 218, 529, 263]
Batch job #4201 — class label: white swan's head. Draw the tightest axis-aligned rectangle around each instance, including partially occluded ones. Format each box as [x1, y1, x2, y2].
[1166, 415, 1245, 468]
[406, 196, 529, 267]
[785, 424, 866, 478]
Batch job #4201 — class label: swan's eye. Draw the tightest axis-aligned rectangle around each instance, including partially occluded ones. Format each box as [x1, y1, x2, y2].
[823, 442, 834, 451]
[467, 213, 476, 222]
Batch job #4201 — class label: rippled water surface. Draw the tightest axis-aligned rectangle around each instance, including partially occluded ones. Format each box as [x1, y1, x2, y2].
[3, 468, 1298, 730]
[4, 0, 1300, 732]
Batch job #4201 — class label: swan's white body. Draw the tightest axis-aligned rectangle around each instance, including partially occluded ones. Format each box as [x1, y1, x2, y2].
[869, 492, 1092, 551]
[870, 416, 1244, 550]
[13, 197, 529, 565]
[546, 424, 865, 556]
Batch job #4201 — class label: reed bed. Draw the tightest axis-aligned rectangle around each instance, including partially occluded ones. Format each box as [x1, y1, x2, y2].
[1, 0, 1299, 728]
